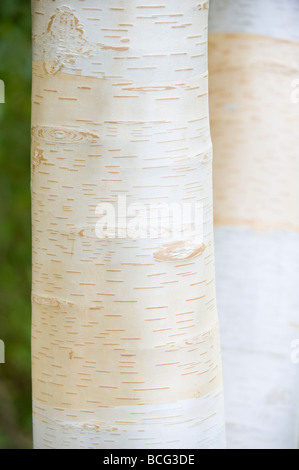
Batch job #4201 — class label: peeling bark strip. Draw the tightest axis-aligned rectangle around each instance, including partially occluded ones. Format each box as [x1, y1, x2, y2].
[31, 0, 225, 449]
[209, 0, 299, 450]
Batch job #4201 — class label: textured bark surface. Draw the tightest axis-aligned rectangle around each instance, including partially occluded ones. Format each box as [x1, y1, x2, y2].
[209, 0, 299, 449]
[31, 0, 225, 449]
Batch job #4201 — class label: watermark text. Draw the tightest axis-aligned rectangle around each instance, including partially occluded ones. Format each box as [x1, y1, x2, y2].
[290, 339, 299, 364]
[0, 79, 5, 104]
[291, 79, 299, 104]
[95, 196, 204, 242]
[0, 340, 5, 364]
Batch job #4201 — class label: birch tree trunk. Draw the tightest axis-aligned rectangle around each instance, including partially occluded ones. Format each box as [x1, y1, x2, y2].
[31, 0, 225, 449]
[209, 0, 299, 449]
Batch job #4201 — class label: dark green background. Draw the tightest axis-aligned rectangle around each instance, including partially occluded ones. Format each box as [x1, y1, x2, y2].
[0, 0, 32, 448]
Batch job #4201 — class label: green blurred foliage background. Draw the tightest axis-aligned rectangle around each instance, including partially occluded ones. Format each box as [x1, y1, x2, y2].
[0, 0, 32, 448]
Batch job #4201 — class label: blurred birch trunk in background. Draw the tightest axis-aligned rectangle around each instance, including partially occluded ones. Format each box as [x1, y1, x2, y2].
[209, 0, 299, 449]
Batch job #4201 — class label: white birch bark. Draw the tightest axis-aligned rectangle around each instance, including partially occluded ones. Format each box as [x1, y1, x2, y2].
[31, 0, 225, 449]
[209, 0, 299, 449]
